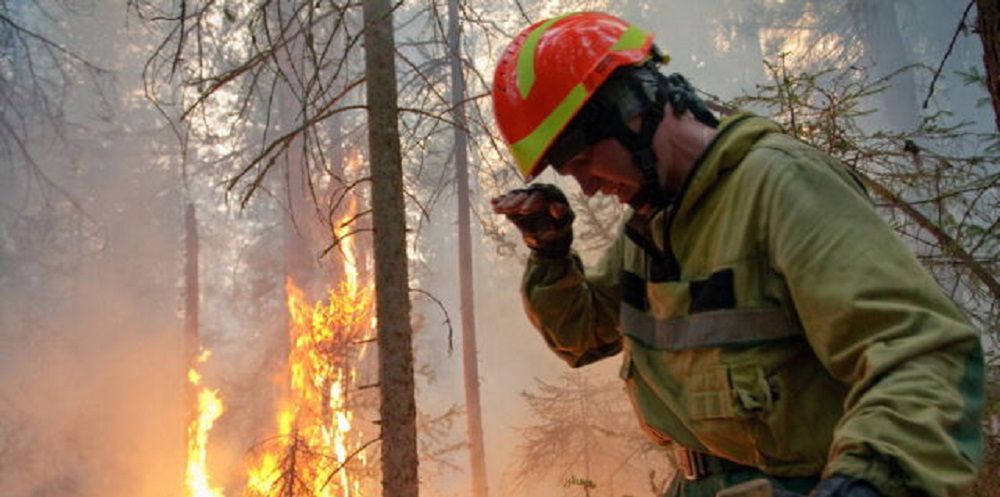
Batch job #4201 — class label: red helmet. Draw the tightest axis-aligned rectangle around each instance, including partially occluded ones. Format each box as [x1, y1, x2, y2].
[492, 12, 657, 181]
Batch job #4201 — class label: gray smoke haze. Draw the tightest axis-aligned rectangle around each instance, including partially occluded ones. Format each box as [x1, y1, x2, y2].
[1, 3, 189, 496]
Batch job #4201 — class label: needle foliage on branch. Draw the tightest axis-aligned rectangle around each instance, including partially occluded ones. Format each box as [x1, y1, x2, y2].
[509, 372, 668, 497]
[733, 55, 999, 337]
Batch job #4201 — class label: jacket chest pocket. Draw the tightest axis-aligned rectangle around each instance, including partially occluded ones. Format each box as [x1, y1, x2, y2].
[682, 361, 779, 466]
[686, 363, 774, 420]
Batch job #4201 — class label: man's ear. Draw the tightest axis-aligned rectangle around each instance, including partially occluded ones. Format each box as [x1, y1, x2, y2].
[626, 113, 645, 133]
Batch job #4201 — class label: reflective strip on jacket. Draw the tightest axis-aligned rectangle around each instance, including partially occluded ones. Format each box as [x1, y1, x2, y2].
[521, 113, 984, 497]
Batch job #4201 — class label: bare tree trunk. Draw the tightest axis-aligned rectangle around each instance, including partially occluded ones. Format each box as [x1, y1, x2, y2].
[284, 133, 315, 291]
[184, 202, 200, 379]
[363, 2, 419, 496]
[977, 0, 1000, 131]
[183, 201, 199, 494]
[276, 3, 318, 298]
[447, 2, 489, 497]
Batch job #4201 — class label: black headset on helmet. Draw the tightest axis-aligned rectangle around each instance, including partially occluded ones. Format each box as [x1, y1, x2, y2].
[546, 48, 719, 211]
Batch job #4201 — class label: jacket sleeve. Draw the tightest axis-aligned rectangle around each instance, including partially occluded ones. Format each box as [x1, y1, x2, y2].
[763, 151, 984, 497]
[521, 237, 625, 367]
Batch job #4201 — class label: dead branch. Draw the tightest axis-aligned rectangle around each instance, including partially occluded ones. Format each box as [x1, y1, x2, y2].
[923, 0, 976, 109]
[408, 287, 455, 354]
[859, 172, 1000, 301]
[0, 12, 109, 73]
[316, 436, 382, 493]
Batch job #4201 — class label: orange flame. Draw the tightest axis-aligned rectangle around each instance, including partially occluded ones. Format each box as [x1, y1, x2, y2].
[187, 151, 374, 497]
[337, 148, 366, 295]
[245, 168, 375, 497]
[244, 278, 373, 497]
[186, 350, 225, 497]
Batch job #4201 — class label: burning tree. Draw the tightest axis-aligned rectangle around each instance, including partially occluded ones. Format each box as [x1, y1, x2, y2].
[133, 0, 441, 494]
[183, 248, 381, 497]
[244, 276, 379, 497]
[187, 350, 226, 497]
[174, 155, 384, 497]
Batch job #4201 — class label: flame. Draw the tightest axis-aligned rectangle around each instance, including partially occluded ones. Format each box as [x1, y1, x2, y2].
[337, 149, 366, 295]
[245, 170, 375, 497]
[336, 194, 361, 294]
[244, 278, 374, 497]
[185, 151, 374, 497]
[186, 350, 225, 497]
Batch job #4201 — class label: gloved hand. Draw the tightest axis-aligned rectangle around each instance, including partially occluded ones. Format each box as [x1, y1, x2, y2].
[716, 476, 882, 497]
[811, 475, 882, 497]
[491, 183, 575, 258]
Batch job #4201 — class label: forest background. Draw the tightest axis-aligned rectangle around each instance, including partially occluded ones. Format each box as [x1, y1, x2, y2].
[0, 1, 997, 497]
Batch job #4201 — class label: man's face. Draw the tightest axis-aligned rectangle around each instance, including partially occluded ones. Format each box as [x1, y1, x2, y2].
[554, 136, 643, 206]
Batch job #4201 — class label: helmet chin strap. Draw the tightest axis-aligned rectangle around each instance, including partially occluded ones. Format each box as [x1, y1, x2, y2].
[607, 76, 672, 212]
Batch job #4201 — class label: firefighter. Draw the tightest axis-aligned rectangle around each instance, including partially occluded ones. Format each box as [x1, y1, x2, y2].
[490, 12, 984, 497]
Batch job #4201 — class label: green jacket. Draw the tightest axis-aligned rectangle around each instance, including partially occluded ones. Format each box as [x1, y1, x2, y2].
[521, 113, 984, 497]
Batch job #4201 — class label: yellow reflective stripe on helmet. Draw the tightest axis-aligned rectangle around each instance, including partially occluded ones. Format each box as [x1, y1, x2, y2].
[511, 83, 588, 175]
[517, 15, 571, 99]
[609, 25, 647, 51]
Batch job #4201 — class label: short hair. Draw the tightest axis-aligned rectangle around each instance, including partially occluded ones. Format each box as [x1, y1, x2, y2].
[590, 64, 719, 129]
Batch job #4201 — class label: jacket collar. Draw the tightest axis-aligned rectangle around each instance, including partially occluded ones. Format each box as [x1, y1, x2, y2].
[672, 112, 781, 221]
[625, 112, 781, 256]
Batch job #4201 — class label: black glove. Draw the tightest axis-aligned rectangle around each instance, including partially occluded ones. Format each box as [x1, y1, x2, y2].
[718, 476, 882, 497]
[811, 475, 883, 497]
[503, 183, 575, 258]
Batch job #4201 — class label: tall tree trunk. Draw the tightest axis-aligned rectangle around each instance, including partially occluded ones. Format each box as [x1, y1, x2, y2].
[977, 0, 1000, 131]
[276, 7, 318, 298]
[447, 2, 489, 497]
[184, 202, 200, 381]
[363, 2, 419, 497]
[283, 131, 315, 291]
[852, 0, 920, 129]
[183, 201, 199, 495]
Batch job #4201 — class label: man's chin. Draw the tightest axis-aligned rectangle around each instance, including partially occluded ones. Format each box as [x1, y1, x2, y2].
[631, 203, 656, 216]
[624, 193, 651, 213]
[625, 186, 671, 213]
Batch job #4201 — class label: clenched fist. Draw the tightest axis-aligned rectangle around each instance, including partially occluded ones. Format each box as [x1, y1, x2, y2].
[491, 183, 575, 258]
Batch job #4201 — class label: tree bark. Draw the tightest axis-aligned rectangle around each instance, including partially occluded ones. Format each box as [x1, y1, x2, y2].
[447, 2, 489, 497]
[275, 0, 319, 298]
[977, 0, 1000, 131]
[184, 202, 200, 379]
[183, 201, 199, 495]
[362, 2, 419, 497]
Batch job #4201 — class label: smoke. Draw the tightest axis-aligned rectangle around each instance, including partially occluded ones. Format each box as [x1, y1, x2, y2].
[0, 188, 188, 497]
[0, 308, 186, 497]
[0, 2, 190, 495]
